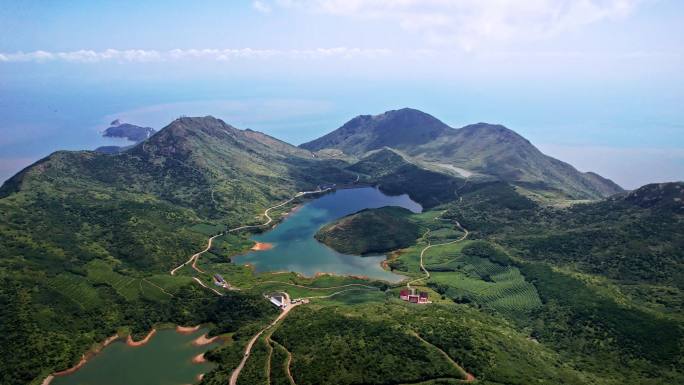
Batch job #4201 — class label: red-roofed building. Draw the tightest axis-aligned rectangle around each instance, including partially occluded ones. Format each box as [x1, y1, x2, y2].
[418, 292, 429, 303]
[399, 288, 429, 304]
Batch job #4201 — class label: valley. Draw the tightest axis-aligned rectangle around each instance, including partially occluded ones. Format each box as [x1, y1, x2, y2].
[0, 110, 681, 385]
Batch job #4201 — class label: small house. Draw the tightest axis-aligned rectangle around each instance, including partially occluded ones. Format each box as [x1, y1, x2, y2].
[418, 292, 429, 304]
[213, 274, 226, 287]
[399, 287, 429, 304]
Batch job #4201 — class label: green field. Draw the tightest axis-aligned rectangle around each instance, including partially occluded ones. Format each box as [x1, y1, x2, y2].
[85, 259, 180, 301]
[48, 273, 102, 309]
[190, 223, 225, 236]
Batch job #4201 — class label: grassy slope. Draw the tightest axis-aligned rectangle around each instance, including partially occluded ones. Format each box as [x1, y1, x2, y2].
[349, 148, 465, 208]
[301, 108, 622, 199]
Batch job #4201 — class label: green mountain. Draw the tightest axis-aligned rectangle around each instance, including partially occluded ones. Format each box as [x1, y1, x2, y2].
[0, 116, 360, 385]
[301, 108, 623, 199]
[0, 113, 681, 385]
[0, 116, 355, 272]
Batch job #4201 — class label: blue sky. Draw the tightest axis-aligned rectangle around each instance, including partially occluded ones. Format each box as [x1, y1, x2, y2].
[0, 0, 683, 188]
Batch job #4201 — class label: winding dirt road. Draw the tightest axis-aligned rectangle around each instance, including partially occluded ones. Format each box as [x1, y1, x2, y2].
[229, 293, 301, 385]
[231, 285, 379, 385]
[407, 219, 469, 290]
[192, 277, 223, 296]
[170, 188, 332, 277]
[410, 331, 476, 383]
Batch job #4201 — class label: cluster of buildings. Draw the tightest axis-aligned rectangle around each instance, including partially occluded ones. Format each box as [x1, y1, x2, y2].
[400, 288, 429, 304]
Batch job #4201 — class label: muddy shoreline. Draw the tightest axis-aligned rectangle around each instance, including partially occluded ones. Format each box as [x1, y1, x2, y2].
[40, 333, 120, 385]
[251, 242, 274, 251]
[40, 325, 212, 385]
[126, 328, 157, 347]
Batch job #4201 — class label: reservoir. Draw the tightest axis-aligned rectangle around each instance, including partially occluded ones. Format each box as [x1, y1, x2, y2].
[234, 187, 422, 282]
[52, 328, 217, 385]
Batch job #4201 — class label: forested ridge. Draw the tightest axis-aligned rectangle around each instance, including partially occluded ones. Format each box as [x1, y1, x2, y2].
[1, 115, 682, 385]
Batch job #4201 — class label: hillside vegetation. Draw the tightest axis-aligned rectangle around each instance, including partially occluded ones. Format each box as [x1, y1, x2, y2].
[349, 148, 465, 208]
[0, 116, 356, 385]
[302, 108, 623, 199]
[0, 112, 681, 385]
[315, 206, 422, 255]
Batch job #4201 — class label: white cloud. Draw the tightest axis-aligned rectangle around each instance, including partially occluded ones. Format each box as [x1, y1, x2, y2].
[253, 0, 272, 13]
[272, 0, 642, 50]
[0, 47, 391, 63]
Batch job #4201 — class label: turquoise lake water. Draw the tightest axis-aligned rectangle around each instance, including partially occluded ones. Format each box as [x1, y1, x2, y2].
[52, 328, 216, 385]
[233, 187, 422, 282]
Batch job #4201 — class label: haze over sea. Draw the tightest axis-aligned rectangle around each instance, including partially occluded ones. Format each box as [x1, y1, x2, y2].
[1, 1, 683, 189]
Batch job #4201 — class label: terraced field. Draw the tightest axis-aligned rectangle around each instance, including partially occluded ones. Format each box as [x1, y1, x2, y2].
[424, 242, 542, 316]
[86, 260, 141, 300]
[422, 241, 469, 266]
[48, 273, 102, 309]
[84, 260, 178, 301]
[430, 269, 541, 315]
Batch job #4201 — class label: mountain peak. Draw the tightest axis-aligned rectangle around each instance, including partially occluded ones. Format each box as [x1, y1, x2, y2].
[164, 116, 239, 137]
[300, 107, 450, 154]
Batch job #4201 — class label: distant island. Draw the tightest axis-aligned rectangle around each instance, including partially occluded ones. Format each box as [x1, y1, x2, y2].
[103, 119, 156, 142]
[96, 119, 156, 153]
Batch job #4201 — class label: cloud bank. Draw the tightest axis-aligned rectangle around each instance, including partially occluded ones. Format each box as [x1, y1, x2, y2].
[273, 0, 641, 50]
[0, 47, 391, 63]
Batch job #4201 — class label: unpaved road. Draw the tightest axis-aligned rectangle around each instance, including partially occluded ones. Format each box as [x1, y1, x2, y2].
[229, 294, 301, 385]
[407, 220, 469, 290]
[170, 188, 331, 277]
[230, 285, 379, 385]
[411, 331, 476, 383]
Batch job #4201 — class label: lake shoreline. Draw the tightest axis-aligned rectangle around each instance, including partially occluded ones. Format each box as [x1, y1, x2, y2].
[235, 187, 417, 283]
[251, 242, 274, 251]
[41, 333, 120, 385]
[127, 328, 157, 347]
[40, 324, 214, 385]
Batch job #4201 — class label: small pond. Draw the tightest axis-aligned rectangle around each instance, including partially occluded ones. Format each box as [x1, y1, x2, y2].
[52, 328, 217, 385]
